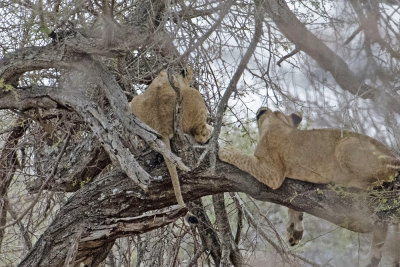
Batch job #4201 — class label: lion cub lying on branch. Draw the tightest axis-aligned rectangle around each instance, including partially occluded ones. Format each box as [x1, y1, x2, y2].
[130, 69, 213, 209]
[219, 107, 400, 191]
[219, 107, 400, 265]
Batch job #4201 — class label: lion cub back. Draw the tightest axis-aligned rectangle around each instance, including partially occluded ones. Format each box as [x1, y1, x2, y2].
[256, 108, 400, 189]
[130, 70, 211, 143]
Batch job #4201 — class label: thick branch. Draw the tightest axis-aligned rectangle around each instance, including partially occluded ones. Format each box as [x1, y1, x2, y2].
[0, 46, 190, 182]
[78, 57, 190, 173]
[212, 193, 243, 266]
[0, 86, 59, 110]
[263, 0, 370, 97]
[0, 46, 69, 84]
[264, 0, 400, 113]
[188, 199, 222, 266]
[19, 157, 399, 265]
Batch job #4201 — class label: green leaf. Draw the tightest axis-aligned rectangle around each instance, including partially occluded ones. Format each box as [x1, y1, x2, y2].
[4, 84, 14, 92]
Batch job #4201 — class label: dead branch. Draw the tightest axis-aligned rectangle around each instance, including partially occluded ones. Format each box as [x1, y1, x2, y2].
[0, 132, 71, 230]
[277, 47, 299, 66]
[0, 120, 28, 248]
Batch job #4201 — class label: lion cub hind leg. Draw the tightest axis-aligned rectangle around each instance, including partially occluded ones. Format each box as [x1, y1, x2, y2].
[367, 226, 388, 267]
[286, 209, 304, 246]
[218, 146, 285, 189]
[335, 137, 399, 187]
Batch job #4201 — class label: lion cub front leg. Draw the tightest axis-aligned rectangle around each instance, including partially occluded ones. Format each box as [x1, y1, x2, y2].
[218, 147, 285, 189]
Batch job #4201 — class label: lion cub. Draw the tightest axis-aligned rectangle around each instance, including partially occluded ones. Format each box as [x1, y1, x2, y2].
[130, 70, 213, 208]
[219, 107, 400, 190]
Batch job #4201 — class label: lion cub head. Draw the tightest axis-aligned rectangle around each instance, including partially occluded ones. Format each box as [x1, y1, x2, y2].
[256, 107, 302, 131]
[193, 124, 213, 144]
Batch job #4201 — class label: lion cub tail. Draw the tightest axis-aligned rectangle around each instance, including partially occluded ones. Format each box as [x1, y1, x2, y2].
[164, 157, 198, 223]
[162, 138, 199, 224]
[164, 157, 186, 207]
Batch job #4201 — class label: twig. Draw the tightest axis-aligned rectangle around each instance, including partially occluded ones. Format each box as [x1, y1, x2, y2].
[186, 247, 206, 267]
[178, 1, 234, 62]
[277, 47, 299, 67]
[229, 193, 243, 245]
[344, 26, 362, 45]
[209, 0, 265, 171]
[0, 132, 71, 230]
[194, 146, 210, 168]
[167, 67, 184, 141]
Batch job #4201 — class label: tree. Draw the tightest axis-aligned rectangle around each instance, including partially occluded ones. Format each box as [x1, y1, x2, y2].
[0, 0, 399, 266]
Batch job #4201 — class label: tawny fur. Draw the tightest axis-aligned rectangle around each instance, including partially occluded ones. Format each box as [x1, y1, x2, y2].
[219, 107, 400, 265]
[286, 209, 304, 246]
[130, 70, 212, 207]
[219, 107, 400, 190]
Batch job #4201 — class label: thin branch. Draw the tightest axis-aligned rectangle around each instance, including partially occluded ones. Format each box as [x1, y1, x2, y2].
[343, 26, 362, 45]
[210, 0, 265, 170]
[185, 246, 206, 267]
[0, 119, 28, 248]
[277, 47, 299, 67]
[188, 199, 222, 266]
[229, 193, 243, 245]
[178, 1, 234, 62]
[0, 132, 71, 230]
[167, 68, 184, 141]
[213, 193, 243, 266]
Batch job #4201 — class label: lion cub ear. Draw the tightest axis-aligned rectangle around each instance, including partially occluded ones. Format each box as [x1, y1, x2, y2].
[181, 67, 193, 85]
[289, 113, 302, 127]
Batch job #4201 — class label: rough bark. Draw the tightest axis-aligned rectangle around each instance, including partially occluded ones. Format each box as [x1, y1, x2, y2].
[213, 193, 243, 267]
[27, 135, 110, 193]
[0, 1, 398, 265]
[189, 199, 222, 266]
[0, 49, 191, 187]
[18, 155, 399, 265]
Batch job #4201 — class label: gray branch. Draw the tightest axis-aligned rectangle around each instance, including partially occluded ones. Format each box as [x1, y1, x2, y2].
[18, 157, 399, 265]
[264, 0, 400, 114]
